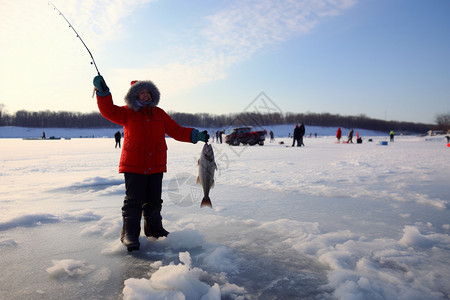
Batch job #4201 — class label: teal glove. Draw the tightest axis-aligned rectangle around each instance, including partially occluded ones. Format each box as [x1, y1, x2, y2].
[93, 75, 110, 97]
[197, 130, 209, 143]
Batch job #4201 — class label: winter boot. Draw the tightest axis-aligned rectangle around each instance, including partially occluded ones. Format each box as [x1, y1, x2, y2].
[143, 209, 169, 239]
[121, 206, 142, 252]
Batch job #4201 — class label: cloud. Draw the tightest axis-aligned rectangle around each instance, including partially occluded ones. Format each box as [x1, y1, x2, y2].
[124, 0, 357, 96]
[0, 0, 156, 112]
[0, 0, 357, 113]
[51, 0, 157, 46]
[202, 0, 356, 61]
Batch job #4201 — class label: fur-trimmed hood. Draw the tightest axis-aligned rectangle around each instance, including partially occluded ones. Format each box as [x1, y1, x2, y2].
[124, 80, 160, 111]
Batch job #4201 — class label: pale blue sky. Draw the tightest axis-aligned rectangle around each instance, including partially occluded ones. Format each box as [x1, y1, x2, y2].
[1, 0, 449, 124]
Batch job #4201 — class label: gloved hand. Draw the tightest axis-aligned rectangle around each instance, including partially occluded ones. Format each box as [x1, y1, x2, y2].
[197, 130, 209, 143]
[93, 75, 110, 96]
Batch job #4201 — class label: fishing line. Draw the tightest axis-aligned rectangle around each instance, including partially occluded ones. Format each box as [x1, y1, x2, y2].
[48, 2, 101, 75]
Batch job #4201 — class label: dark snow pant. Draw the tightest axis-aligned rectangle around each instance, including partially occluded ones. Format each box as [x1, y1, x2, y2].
[121, 173, 168, 245]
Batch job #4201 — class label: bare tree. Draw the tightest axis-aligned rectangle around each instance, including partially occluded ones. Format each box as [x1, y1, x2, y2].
[0, 103, 4, 126]
[435, 113, 450, 132]
[0, 107, 436, 134]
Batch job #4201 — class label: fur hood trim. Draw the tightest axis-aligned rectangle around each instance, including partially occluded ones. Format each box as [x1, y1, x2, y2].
[124, 80, 160, 111]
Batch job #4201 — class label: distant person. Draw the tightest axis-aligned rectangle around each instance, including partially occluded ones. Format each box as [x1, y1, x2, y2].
[115, 131, 122, 148]
[446, 136, 450, 143]
[219, 130, 223, 143]
[390, 130, 395, 142]
[347, 129, 354, 143]
[211, 131, 215, 143]
[299, 123, 306, 147]
[93, 75, 209, 252]
[216, 131, 220, 143]
[269, 130, 274, 142]
[292, 125, 300, 147]
[336, 127, 342, 143]
[42, 131, 46, 139]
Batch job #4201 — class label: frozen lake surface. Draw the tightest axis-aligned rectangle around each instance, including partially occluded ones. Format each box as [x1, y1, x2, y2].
[1, 132, 449, 299]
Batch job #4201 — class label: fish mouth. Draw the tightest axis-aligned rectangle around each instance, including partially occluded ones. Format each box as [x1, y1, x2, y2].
[202, 144, 214, 161]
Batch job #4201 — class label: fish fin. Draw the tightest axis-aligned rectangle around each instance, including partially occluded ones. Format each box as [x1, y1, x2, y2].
[197, 159, 200, 165]
[200, 197, 212, 208]
[214, 163, 218, 170]
[197, 176, 201, 184]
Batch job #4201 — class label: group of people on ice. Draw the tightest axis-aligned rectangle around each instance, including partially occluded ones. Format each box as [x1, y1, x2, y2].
[336, 127, 357, 143]
[288, 125, 395, 145]
[336, 127, 394, 144]
[210, 130, 224, 143]
[292, 123, 306, 147]
[336, 128, 360, 143]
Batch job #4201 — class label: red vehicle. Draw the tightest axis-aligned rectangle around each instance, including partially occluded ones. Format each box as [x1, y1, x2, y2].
[225, 126, 266, 146]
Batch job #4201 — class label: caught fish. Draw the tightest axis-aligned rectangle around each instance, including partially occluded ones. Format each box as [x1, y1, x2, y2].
[197, 143, 217, 208]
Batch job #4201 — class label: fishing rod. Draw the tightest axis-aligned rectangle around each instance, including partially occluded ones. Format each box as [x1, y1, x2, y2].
[48, 2, 101, 75]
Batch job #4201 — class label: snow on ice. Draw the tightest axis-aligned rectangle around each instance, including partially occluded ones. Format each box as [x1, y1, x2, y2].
[0, 126, 449, 299]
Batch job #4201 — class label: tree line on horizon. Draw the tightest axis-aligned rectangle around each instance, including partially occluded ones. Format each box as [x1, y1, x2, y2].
[0, 106, 446, 134]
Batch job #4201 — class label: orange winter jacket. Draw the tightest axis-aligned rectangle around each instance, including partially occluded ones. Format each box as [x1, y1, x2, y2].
[97, 94, 194, 174]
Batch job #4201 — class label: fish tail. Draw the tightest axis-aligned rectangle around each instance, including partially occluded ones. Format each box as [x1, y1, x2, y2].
[200, 197, 212, 208]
